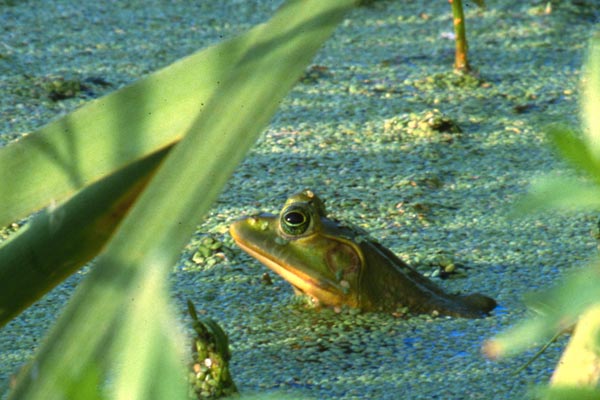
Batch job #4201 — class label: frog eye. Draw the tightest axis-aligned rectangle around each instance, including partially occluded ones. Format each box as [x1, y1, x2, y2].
[280, 206, 311, 235]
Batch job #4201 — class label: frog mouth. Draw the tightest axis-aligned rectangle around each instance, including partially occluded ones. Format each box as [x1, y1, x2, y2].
[230, 223, 347, 306]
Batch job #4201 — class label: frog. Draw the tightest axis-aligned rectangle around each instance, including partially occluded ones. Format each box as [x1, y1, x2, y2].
[229, 189, 496, 318]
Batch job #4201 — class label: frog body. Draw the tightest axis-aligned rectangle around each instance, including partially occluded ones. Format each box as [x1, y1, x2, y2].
[229, 190, 496, 318]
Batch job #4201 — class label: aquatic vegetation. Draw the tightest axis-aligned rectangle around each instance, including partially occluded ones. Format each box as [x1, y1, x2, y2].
[187, 301, 237, 399]
[382, 109, 462, 140]
[1, 0, 597, 398]
[0, 1, 355, 398]
[485, 34, 600, 397]
[361, 0, 484, 73]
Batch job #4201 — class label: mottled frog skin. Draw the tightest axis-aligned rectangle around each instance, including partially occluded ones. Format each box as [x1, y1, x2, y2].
[230, 190, 496, 318]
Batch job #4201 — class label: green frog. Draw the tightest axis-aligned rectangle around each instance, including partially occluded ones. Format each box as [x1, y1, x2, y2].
[229, 189, 496, 318]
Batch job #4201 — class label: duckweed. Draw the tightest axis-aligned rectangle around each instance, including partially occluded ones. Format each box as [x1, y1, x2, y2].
[1, 1, 597, 399]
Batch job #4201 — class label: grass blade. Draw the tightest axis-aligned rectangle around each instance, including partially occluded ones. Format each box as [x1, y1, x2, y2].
[583, 32, 600, 159]
[0, 145, 171, 327]
[514, 175, 600, 214]
[546, 125, 600, 182]
[113, 265, 186, 400]
[8, 1, 355, 398]
[1, 14, 252, 228]
[484, 261, 600, 358]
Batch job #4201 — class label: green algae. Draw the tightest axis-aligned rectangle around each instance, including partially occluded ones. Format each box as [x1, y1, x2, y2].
[1, 1, 599, 399]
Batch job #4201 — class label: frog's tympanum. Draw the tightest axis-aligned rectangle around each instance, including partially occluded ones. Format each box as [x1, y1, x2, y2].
[229, 190, 496, 318]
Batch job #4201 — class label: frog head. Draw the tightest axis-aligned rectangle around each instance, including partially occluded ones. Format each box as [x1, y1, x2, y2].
[229, 189, 362, 308]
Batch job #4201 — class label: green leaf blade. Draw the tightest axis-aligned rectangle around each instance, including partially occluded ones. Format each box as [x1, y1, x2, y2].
[583, 32, 600, 159]
[546, 125, 600, 182]
[485, 261, 600, 358]
[515, 175, 600, 214]
[0, 146, 170, 327]
[7, 1, 356, 399]
[0, 19, 253, 228]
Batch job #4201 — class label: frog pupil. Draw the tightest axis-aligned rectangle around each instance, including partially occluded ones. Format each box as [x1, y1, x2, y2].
[284, 211, 305, 226]
[281, 207, 311, 235]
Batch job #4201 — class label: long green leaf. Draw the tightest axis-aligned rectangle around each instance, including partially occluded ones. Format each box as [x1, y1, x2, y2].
[8, 1, 355, 398]
[514, 175, 600, 214]
[0, 15, 250, 228]
[546, 125, 600, 183]
[583, 31, 600, 160]
[489, 34, 600, 363]
[485, 260, 600, 358]
[0, 145, 171, 327]
[113, 265, 186, 400]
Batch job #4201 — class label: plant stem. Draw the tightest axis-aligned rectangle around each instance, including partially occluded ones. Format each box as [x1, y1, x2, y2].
[449, 0, 470, 72]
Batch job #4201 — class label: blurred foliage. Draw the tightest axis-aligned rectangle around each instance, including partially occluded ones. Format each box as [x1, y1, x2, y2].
[485, 34, 600, 396]
[0, 1, 356, 399]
